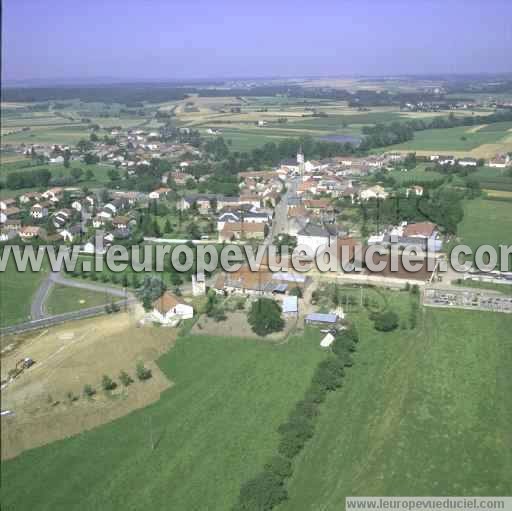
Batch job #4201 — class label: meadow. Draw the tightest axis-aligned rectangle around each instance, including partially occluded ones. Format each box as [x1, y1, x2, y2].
[0, 331, 326, 510]
[1, 288, 510, 510]
[280, 302, 512, 509]
[45, 285, 110, 315]
[455, 198, 512, 266]
[0, 255, 48, 327]
[392, 124, 512, 156]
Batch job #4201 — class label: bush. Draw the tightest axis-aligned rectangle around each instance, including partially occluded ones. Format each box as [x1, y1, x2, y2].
[101, 374, 117, 391]
[264, 456, 293, 480]
[83, 384, 96, 397]
[234, 470, 288, 511]
[136, 361, 152, 381]
[371, 310, 399, 332]
[119, 370, 133, 387]
[313, 357, 344, 391]
[66, 391, 78, 403]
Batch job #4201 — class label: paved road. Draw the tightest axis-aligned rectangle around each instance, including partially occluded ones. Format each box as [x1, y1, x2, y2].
[1, 298, 137, 336]
[30, 268, 133, 321]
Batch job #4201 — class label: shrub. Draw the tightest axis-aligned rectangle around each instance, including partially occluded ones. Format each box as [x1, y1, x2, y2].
[264, 456, 293, 480]
[371, 310, 399, 332]
[101, 374, 117, 391]
[83, 384, 96, 397]
[136, 361, 152, 381]
[234, 470, 288, 511]
[313, 357, 344, 391]
[119, 370, 133, 387]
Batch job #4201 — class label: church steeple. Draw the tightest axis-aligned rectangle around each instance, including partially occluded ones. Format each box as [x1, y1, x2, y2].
[297, 145, 305, 177]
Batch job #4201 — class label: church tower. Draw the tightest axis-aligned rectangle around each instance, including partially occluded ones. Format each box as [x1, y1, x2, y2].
[297, 145, 305, 177]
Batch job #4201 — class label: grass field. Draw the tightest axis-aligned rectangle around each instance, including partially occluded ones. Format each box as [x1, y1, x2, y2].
[45, 285, 110, 315]
[0, 331, 326, 510]
[0, 255, 48, 327]
[280, 302, 512, 509]
[391, 122, 512, 158]
[456, 199, 512, 261]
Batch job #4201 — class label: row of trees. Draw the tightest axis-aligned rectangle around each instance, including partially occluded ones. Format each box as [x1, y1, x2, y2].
[233, 325, 359, 510]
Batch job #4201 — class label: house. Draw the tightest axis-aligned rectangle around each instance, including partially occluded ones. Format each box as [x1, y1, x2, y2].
[149, 187, 171, 200]
[0, 198, 16, 211]
[42, 187, 63, 203]
[438, 155, 455, 166]
[19, 192, 42, 204]
[360, 185, 389, 201]
[402, 221, 442, 252]
[219, 222, 266, 242]
[30, 203, 49, 219]
[71, 200, 83, 212]
[112, 216, 129, 230]
[19, 226, 46, 241]
[406, 185, 424, 197]
[0, 228, 18, 242]
[2, 219, 22, 231]
[458, 157, 478, 167]
[151, 292, 194, 325]
[488, 154, 511, 168]
[282, 295, 299, 318]
[297, 223, 337, 253]
[58, 224, 83, 243]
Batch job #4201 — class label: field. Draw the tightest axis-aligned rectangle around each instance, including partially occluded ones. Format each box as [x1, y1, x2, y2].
[1, 326, 326, 510]
[392, 123, 512, 158]
[2, 287, 511, 509]
[45, 285, 110, 315]
[456, 199, 512, 264]
[280, 301, 512, 509]
[0, 256, 48, 328]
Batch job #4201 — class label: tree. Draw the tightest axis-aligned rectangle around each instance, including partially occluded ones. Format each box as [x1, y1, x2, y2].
[119, 370, 133, 386]
[83, 152, 99, 165]
[164, 218, 173, 234]
[70, 167, 83, 181]
[85, 168, 94, 181]
[101, 375, 117, 391]
[234, 470, 288, 511]
[136, 361, 152, 381]
[372, 310, 399, 332]
[248, 298, 284, 336]
[63, 149, 71, 168]
[83, 384, 96, 397]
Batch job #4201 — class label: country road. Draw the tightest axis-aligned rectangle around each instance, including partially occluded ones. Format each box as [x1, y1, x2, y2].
[30, 268, 134, 321]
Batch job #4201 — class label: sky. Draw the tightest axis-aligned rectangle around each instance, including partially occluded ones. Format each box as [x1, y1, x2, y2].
[3, 0, 512, 83]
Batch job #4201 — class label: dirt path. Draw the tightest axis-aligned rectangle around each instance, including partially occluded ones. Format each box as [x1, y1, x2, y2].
[1, 309, 176, 460]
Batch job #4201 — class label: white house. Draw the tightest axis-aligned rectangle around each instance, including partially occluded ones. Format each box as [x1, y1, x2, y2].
[30, 203, 49, 219]
[458, 158, 478, 167]
[297, 223, 331, 254]
[360, 185, 389, 201]
[151, 292, 194, 326]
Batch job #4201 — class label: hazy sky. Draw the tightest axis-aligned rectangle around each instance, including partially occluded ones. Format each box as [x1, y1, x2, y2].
[3, 0, 512, 82]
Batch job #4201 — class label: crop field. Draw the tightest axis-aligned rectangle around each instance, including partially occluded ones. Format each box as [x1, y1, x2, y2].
[1, 329, 326, 510]
[0, 255, 48, 328]
[392, 124, 512, 158]
[280, 300, 512, 509]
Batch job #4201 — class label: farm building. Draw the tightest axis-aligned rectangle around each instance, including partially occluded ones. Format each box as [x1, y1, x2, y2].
[151, 292, 194, 326]
[282, 296, 299, 318]
[305, 313, 338, 326]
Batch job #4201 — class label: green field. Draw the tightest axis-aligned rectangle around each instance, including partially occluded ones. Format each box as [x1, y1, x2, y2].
[392, 125, 508, 152]
[388, 164, 445, 184]
[0, 255, 48, 327]
[45, 285, 109, 315]
[280, 303, 512, 509]
[1, 331, 326, 510]
[457, 199, 512, 261]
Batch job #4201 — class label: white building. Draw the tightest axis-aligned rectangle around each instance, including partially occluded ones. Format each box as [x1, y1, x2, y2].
[151, 292, 194, 326]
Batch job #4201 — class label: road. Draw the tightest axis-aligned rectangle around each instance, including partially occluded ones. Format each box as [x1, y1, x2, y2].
[1, 298, 137, 336]
[30, 268, 133, 321]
